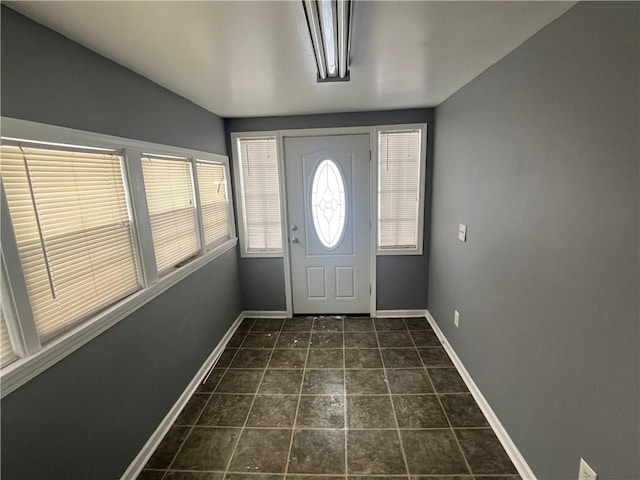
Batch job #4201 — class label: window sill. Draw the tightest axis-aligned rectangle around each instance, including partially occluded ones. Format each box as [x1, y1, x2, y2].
[377, 247, 423, 256]
[0, 238, 238, 398]
[239, 251, 284, 259]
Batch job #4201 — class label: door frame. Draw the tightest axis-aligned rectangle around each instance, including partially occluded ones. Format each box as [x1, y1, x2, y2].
[278, 126, 376, 317]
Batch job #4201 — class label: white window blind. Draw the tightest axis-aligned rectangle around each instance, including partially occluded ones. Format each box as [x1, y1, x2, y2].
[141, 155, 199, 273]
[1, 144, 140, 340]
[237, 137, 282, 253]
[196, 161, 231, 249]
[0, 308, 17, 368]
[378, 130, 422, 250]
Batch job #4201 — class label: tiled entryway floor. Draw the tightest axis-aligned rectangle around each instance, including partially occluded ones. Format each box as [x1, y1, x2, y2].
[137, 316, 520, 480]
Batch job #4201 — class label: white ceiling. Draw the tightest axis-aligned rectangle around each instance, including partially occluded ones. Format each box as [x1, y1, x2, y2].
[7, 1, 575, 118]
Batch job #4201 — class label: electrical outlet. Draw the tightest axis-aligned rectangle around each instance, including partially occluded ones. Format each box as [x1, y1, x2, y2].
[454, 309, 460, 327]
[578, 458, 597, 480]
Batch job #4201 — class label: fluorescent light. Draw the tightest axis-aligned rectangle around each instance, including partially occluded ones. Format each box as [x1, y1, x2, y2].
[318, 0, 337, 77]
[303, 0, 351, 82]
[337, 0, 349, 79]
[304, 0, 327, 80]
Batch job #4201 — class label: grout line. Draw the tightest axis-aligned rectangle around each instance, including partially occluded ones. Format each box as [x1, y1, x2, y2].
[204, 391, 440, 396]
[228, 474, 514, 478]
[283, 316, 314, 478]
[154, 473, 515, 479]
[342, 317, 349, 478]
[148, 468, 502, 477]
[169, 424, 491, 431]
[225, 365, 455, 370]
[372, 321, 411, 477]
[408, 317, 474, 476]
[221, 321, 286, 477]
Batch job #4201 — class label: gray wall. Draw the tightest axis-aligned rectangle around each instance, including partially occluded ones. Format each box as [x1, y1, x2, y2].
[1, 6, 226, 154]
[1, 7, 242, 479]
[1, 250, 241, 480]
[226, 109, 434, 311]
[428, 2, 639, 479]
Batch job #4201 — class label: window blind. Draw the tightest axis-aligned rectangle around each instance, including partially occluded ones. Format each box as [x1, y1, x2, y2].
[0, 308, 17, 368]
[1, 144, 140, 340]
[237, 137, 282, 252]
[196, 161, 230, 249]
[378, 130, 422, 249]
[141, 156, 199, 273]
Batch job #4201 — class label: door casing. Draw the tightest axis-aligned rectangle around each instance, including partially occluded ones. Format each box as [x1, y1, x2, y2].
[284, 134, 371, 314]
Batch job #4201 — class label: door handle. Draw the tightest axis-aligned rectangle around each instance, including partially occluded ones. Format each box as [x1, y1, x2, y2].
[290, 236, 299, 244]
[291, 225, 298, 231]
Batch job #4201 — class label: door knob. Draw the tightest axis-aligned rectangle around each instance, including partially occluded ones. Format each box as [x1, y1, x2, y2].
[291, 225, 298, 231]
[291, 236, 299, 244]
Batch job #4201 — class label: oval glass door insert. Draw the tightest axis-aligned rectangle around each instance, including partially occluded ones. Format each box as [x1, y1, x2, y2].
[311, 159, 346, 248]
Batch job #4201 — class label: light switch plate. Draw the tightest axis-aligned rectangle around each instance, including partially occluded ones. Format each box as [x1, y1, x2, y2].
[578, 458, 597, 480]
[458, 224, 467, 242]
[454, 309, 460, 327]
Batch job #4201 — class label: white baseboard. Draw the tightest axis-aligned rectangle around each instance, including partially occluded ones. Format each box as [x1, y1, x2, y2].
[120, 311, 246, 480]
[425, 310, 537, 480]
[375, 309, 428, 318]
[242, 310, 288, 318]
[245, 310, 430, 319]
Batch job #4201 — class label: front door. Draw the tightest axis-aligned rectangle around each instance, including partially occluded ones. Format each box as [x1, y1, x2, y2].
[284, 134, 370, 314]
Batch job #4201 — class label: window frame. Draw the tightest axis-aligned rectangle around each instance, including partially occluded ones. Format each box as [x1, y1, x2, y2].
[194, 158, 237, 252]
[230, 132, 285, 258]
[2, 142, 144, 343]
[141, 153, 202, 276]
[0, 117, 237, 397]
[374, 123, 427, 255]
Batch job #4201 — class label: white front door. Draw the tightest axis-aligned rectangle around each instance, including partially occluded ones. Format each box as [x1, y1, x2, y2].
[284, 134, 370, 314]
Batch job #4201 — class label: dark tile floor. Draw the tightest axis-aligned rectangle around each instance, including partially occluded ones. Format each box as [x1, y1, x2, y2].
[138, 316, 521, 480]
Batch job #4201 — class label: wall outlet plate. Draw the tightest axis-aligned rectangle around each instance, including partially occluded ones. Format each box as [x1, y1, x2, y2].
[458, 224, 467, 242]
[579, 458, 597, 480]
[454, 309, 460, 327]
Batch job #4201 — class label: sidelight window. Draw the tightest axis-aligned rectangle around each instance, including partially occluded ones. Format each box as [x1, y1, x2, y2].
[377, 126, 426, 254]
[232, 136, 283, 256]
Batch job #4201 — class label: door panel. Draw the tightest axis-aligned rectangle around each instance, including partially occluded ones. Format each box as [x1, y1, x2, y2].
[284, 134, 370, 314]
[306, 266, 326, 298]
[335, 266, 355, 298]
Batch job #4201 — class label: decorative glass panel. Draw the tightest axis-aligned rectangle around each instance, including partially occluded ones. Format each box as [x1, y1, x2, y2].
[311, 159, 346, 248]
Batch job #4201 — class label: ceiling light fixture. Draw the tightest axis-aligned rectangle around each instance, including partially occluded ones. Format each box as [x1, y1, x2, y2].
[303, 0, 352, 82]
